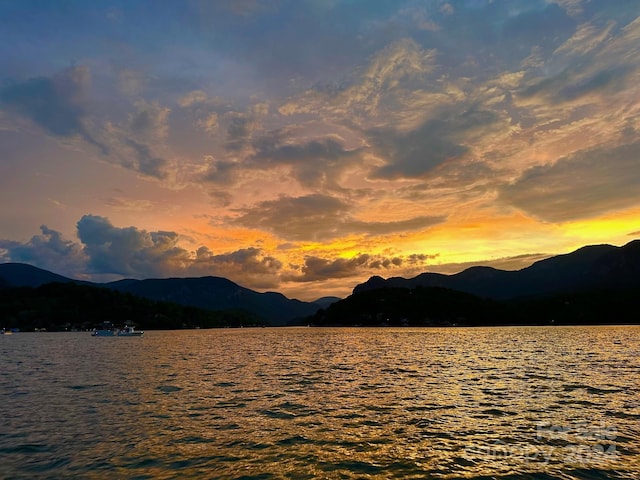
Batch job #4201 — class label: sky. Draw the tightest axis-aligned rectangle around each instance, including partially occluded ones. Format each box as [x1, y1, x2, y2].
[1, 0, 640, 301]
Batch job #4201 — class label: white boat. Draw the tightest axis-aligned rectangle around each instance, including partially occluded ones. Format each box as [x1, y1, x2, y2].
[91, 323, 143, 336]
[117, 326, 144, 337]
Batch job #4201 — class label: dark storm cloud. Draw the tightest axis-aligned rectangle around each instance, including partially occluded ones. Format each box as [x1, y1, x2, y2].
[500, 140, 640, 222]
[234, 194, 445, 241]
[370, 107, 499, 179]
[0, 66, 107, 153]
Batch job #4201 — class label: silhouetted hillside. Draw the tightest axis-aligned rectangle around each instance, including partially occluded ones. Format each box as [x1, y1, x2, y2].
[0, 263, 82, 288]
[3, 239, 639, 328]
[106, 277, 319, 325]
[0, 282, 261, 332]
[354, 240, 640, 299]
[312, 296, 342, 309]
[312, 286, 502, 327]
[0, 264, 321, 325]
[313, 285, 640, 327]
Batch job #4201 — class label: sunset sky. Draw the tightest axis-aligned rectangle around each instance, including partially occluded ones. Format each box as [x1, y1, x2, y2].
[1, 0, 640, 301]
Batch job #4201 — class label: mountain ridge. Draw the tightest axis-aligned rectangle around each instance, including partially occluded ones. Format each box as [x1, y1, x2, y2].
[354, 240, 640, 299]
[0, 265, 322, 325]
[2, 239, 639, 325]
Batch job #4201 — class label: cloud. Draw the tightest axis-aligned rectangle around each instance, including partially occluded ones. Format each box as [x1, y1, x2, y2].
[0, 215, 442, 291]
[250, 134, 362, 188]
[121, 138, 168, 179]
[73, 215, 282, 287]
[201, 157, 241, 184]
[188, 246, 282, 288]
[350, 216, 447, 236]
[128, 100, 170, 142]
[223, 103, 269, 151]
[103, 197, 154, 211]
[287, 254, 371, 282]
[516, 14, 639, 108]
[234, 194, 349, 241]
[518, 63, 632, 104]
[198, 113, 219, 134]
[178, 90, 210, 108]
[0, 216, 286, 288]
[234, 194, 445, 241]
[0, 66, 107, 153]
[284, 251, 437, 283]
[177, 91, 236, 139]
[278, 38, 437, 123]
[0, 67, 173, 179]
[100, 100, 173, 179]
[224, 112, 254, 151]
[500, 140, 640, 222]
[0, 225, 87, 276]
[76, 215, 186, 277]
[369, 106, 499, 179]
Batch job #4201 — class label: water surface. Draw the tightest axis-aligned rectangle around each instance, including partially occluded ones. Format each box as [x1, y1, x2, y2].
[1, 326, 639, 479]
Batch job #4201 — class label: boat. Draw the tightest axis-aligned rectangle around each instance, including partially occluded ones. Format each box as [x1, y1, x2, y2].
[91, 322, 143, 336]
[1, 328, 12, 335]
[91, 328, 117, 336]
[117, 325, 144, 337]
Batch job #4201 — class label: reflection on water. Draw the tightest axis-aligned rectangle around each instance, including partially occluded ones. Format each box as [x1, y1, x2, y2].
[1, 326, 639, 479]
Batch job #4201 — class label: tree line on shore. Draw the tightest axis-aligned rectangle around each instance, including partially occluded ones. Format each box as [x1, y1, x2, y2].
[0, 282, 264, 331]
[309, 285, 640, 327]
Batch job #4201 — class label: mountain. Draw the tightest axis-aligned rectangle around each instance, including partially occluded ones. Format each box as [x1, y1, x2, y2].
[312, 296, 342, 309]
[106, 276, 319, 325]
[0, 282, 261, 332]
[0, 263, 81, 288]
[354, 240, 640, 300]
[317, 240, 640, 326]
[0, 265, 321, 325]
[2, 239, 639, 327]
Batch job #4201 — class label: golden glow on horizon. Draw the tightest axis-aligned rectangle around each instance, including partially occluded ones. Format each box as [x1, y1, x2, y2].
[562, 208, 640, 244]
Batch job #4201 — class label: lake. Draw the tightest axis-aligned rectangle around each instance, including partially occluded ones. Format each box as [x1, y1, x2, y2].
[1, 326, 639, 479]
